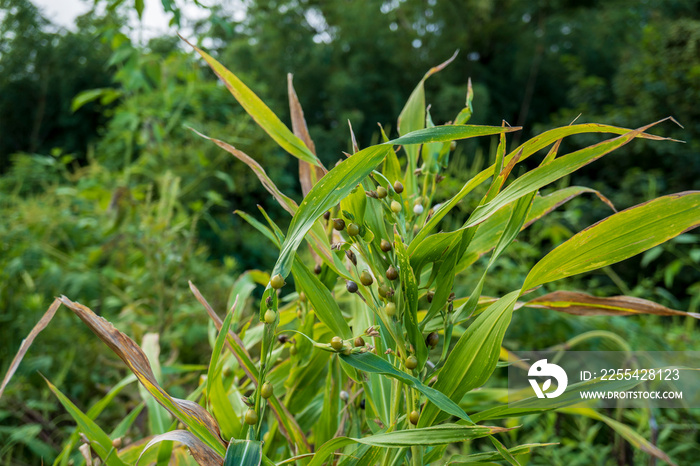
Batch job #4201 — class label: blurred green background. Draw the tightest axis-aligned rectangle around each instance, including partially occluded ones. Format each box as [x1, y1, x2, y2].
[1, 0, 699, 463]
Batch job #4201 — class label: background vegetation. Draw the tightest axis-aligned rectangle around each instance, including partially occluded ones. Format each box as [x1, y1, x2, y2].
[1, 0, 699, 463]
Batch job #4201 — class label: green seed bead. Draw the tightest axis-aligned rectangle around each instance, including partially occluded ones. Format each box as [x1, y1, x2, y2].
[378, 284, 389, 298]
[264, 309, 276, 324]
[290, 344, 298, 355]
[405, 355, 418, 370]
[390, 200, 402, 213]
[386, 265, 398, 281]
[333, 218, 346, 230]
[261, 382, 274, 399]
[409, 410, 420, 425]
[347, 223, 360, 236]
[360, 270, 373, 286]
[270, 274, 285, 289]
[376, 186, 388, 198]
[331, 336, 344, 351]
[385, 302, 396, 317]
[244, 409, 258, 425]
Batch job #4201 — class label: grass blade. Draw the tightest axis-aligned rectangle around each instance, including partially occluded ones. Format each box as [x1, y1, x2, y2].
[339, 352, 472, 423]
[272, 144, 392, 279]
[419, 291, 518, 427]
[525, 291, 700, 319]
[223, 439, 263, 466]
[182, 36, 321, 167]
[58, 296, 226, 456]
[523, 191, 700, 291]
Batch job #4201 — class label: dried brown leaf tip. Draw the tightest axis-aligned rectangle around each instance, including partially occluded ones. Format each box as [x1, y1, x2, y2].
[58, 296, 225, 447]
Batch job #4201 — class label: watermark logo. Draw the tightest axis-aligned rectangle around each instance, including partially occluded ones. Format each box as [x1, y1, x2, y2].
[528, 359, 568, 398]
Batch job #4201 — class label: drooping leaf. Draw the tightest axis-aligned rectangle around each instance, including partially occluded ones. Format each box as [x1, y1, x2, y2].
[523, 191, 700, 291]
[0, 298, 60, 399]
[339, 352, 472, 423]
[136, 430, 223, 466]
[58, 297, 226, 456]
[525, 291, 700, 319]
[191, 129, 298, 216]
[182, 37, 322, 167]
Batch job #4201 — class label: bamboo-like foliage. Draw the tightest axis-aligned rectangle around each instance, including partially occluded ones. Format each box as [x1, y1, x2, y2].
[3, 39, 698, 466]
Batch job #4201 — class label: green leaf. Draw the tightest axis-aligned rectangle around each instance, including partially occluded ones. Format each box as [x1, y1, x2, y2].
[292, 261, 353, 339]
[387, 125, 520, 147]
[410, 121, 676, 252]
[394, 233, 428, 369]
[43, 377, 128, 466]
[136, 430, 223, 466]
[272, 144, 392, 279]
[339, 352, 472, 423]
[223, 439, 263, 466]
[310, 424, 509, 464]
[182, 37, 322, 167]
[523, 191, 700, 291]
[419, 291, 518, 427]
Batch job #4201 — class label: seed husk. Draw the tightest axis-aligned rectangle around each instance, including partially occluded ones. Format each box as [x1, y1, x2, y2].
[314, 264, 322, 274]
[333, 218, 346, 231]
[378, 284, 389, 298]
[346, 280, 359, 293]
[270, 274, 285, 289]
[386, 265, 399, 281]
[244, 409, 258, 425]
[380, 238, 392, 252]
[347, 223, 360, 236]
[354, 336, 365, 347]
[377, 186, 388, 198]
[323, 211, 331, 221]
[331, 336, 344, 351]
[393, 181, 404, 194]
[360, 270, 374, 286]
[426, 290, 434, 303]
[405, 355, 418, 370]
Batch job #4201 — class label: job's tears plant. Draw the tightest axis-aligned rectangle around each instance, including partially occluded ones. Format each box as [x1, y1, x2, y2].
[2, 39, 699, 466]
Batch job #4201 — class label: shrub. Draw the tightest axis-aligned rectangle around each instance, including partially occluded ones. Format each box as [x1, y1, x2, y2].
[3, 41, 698, 465]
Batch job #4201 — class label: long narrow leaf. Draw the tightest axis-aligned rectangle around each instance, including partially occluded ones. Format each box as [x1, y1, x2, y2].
[523, 191, 700, 291]
[339, 352, 472, 423]
[182, 36, 321, 167]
